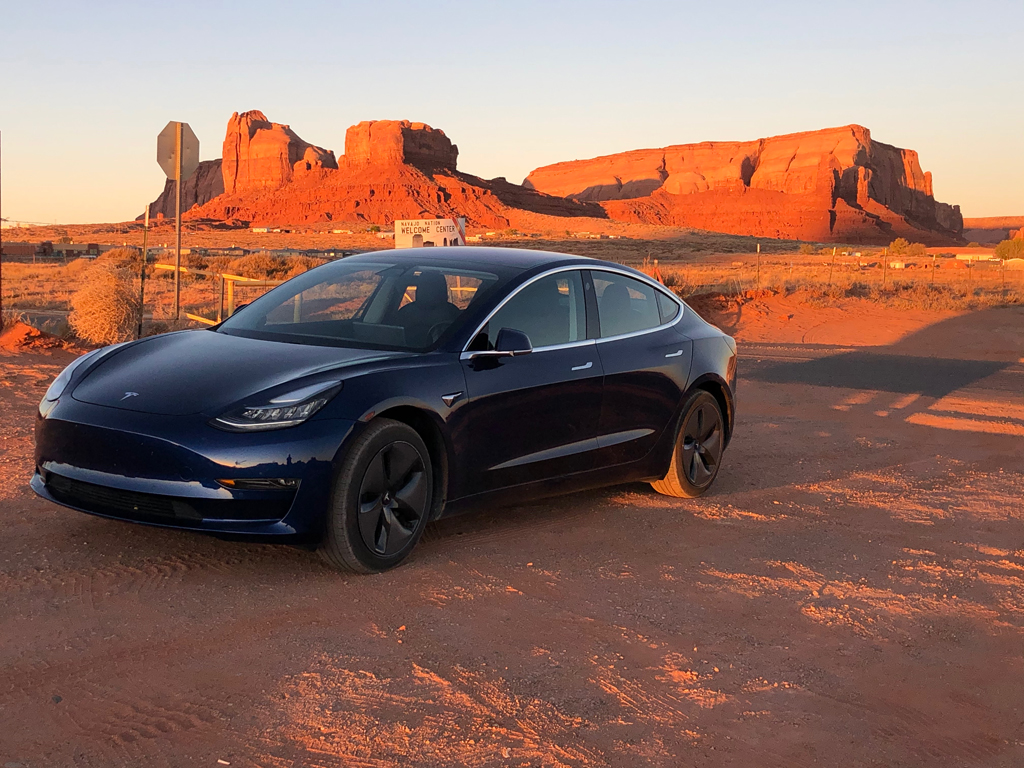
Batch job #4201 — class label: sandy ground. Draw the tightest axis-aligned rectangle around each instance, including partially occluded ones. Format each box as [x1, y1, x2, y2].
[2, 299, 1023, 767]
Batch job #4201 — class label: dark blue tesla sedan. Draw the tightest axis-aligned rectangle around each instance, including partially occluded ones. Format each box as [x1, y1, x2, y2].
[33, 247, 737, 572]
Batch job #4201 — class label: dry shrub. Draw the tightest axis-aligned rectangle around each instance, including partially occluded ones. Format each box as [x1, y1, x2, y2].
[227, 252, 289, 279]
[64, 258, 95, 279]
[1, 310, 27, 332]
[285, 255, 326, 278]
[98, 247, 142, 269]
[69, 262, 140, 344]
[224, 252, 326, 281]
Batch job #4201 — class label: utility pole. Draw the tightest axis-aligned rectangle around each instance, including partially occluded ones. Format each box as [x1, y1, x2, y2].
[882, 247, 888, 290]
[828, 246, 836, 286]
[0, 129, 4, 329]
[138, 205, 149, 339]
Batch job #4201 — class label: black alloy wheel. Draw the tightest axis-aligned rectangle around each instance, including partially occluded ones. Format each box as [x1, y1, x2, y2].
[651, 389, 725, 498]
[357, 441, 429, 557]
[680, 398, 723, 487]
[319, 419, 433, 573]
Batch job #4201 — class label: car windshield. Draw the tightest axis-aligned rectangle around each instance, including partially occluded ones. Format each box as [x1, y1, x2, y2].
[217, 259, 506, 351]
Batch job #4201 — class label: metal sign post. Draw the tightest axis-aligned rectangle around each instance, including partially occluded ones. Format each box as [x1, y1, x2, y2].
[157, 121, 199, 321]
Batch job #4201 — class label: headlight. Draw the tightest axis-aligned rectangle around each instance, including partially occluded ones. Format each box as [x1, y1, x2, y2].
[43, 345, 118, 402]
[211, 380, 342, 432]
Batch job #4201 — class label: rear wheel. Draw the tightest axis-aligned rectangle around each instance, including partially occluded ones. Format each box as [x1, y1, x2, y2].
[318, 419, 433, 573]
[651, 389, 725, 498]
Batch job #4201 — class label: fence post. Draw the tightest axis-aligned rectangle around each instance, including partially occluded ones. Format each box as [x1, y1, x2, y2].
[226, 278, 235, 317]
[218, 276, 225, 322]
[756, 243, 761, 291]
[828, 247, 836, 287]
[882, 248, 888, 290]
[137, 204, 149, 339]
[931, 254, 936, 286]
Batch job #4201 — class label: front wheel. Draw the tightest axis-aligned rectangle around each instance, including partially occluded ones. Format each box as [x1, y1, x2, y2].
[651, 389, 725, 498]
[318, 419, 433, 573]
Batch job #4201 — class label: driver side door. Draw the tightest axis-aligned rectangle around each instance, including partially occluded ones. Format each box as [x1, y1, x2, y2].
[448, 270, 604, 498]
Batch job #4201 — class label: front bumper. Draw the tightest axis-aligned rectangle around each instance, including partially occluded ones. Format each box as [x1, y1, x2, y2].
[33, 396, 357, 541]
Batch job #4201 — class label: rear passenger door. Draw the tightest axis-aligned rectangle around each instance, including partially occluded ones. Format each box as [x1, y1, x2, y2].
[588, 270, 693, 465]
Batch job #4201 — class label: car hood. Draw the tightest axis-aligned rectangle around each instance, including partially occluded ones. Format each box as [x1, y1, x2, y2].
[71, 330, 406, 416]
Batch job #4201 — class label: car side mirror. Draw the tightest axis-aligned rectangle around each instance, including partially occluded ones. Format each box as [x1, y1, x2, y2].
[495, 328, 533, 356]
[466, 327, 533, 360]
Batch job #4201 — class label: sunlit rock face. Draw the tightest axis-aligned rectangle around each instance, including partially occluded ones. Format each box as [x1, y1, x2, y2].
[222, 110, 337, 194]
[525, 125, 963, 245]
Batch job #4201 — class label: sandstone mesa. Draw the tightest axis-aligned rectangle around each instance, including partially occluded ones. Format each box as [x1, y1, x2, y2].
[150, 112, 963, 245]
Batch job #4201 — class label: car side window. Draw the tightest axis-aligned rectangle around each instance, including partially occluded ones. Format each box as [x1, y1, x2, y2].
[475, 271, 586, 350]
[657, 290, 680, 323]
[592, 273, 662, 338]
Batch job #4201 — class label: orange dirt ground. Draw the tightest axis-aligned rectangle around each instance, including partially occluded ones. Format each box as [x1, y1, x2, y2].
[1, 300, 1023, 766]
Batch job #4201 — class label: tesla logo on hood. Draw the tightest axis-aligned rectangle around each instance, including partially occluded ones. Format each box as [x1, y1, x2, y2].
[120, 392, 140, 401]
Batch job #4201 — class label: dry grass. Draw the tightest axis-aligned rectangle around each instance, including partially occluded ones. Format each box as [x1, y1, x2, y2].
[69, 262, 141, 344]
[2, 233, 1020, 342]
[649, 258, 1024, 312]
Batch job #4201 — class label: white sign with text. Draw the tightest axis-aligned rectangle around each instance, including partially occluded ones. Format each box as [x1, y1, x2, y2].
[395, 218, 466, 249]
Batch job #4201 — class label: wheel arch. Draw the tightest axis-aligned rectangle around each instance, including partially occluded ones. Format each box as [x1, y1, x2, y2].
[685, 373, 735, 448]
[374, 405, 450, 520]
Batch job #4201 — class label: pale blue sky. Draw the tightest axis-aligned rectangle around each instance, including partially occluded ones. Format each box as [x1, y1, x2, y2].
[2, 0, 1022, 224]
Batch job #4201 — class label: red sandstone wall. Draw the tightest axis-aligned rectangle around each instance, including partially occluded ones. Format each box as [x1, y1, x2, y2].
[222, 110, 337, 195]
[147, 159, 224, 219]
[344, 120, 458, 171]
[526, 125, 962, 244]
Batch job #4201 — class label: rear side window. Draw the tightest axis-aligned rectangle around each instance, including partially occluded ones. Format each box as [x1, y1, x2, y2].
[474, 271, 586, 350]
[657, 290, 680, 323]
[592, 273, 661, 338]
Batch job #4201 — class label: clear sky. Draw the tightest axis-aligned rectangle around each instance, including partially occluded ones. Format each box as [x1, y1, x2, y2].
[2, 0, 1022, 224]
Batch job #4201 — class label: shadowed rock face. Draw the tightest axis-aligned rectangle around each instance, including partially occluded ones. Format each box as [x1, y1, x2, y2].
[222, 110, 337, 194]
[344, 120, 459, 171]
[525, 125, 963, 244]
[147, 159, 224, 219]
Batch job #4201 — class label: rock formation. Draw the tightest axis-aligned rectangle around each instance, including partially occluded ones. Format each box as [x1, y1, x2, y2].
[147, 159, 224, 219]
[150, 113, 963, 244]
[222, 110, 337, 194]
[962, 216, 1024, 244]
[187, 114, 600, 228]
[525, 125, 963, 244]
[344, 120, 458, 171]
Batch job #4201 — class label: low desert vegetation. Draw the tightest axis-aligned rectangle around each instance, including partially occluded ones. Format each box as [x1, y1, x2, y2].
[887, 238, 928, 258]
[69, 257, 141, 344]
[994, 238, 1024, 260]
[1, 235, 1021, 345]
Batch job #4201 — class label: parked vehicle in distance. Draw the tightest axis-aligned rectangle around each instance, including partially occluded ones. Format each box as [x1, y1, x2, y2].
[33, 248, 737, 572]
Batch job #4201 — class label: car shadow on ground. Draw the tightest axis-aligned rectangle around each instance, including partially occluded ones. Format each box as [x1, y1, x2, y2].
[745, 308, 1022, 396]
[748, 351, 1005, 399]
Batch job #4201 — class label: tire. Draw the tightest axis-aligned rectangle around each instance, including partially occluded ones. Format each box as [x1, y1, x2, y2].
[318, 419, 433, 573]
[651, 389, 725, 498]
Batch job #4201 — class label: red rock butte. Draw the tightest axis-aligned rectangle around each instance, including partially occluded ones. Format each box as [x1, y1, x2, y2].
[525, 125, 962, 244]
[150, 114, 963, 244]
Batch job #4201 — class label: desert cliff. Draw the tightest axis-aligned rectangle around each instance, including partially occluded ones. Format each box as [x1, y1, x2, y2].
[525, 125, 962, 245]
[184, 114, 600, 228]
[150, 114, 962, 244]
